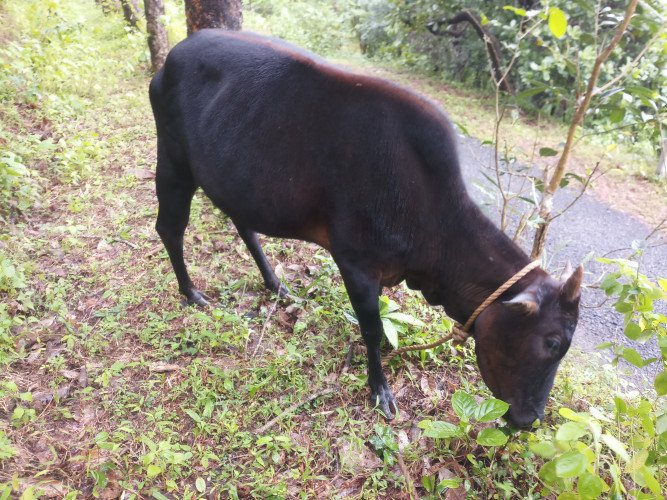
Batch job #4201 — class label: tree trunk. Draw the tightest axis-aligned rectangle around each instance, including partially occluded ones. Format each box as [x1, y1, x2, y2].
[121, 0, 141, 29]
[184, 0, 243, 35]
[144, 0, 169, 72]
[657, 138, 667, 179]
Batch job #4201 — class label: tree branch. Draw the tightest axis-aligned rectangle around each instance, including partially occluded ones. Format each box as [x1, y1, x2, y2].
[530, 0, 639, 259]
[427, 9, 512, 94]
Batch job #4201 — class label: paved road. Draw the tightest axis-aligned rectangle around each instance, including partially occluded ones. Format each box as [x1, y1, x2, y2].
[456, 135, 666, 387]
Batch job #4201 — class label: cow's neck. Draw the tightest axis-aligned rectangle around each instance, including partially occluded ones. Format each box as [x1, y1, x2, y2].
[415, 202, 541, 325]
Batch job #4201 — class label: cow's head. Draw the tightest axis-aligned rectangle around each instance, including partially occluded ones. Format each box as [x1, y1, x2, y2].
[472, 265, 583, 428]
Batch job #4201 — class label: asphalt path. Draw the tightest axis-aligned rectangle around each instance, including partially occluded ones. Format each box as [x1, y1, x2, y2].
[456, 135, 666, 387]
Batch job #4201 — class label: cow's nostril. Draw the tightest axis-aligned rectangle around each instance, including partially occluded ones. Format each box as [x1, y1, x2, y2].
[505, 410, 541, 429]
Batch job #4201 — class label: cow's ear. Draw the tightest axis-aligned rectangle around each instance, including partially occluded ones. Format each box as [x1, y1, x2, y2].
[561, 264, 583, 304]
[504, 290, 539, 315]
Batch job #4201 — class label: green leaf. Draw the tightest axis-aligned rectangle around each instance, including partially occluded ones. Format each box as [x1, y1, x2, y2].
[599, 273, 621, 295]
[633, 466, 661, 495]
[613, 397, 627, 416]
[146, 464, 163, 478]
[654, 370, 667, 396]
[577, 471, 606, 499]
[184, 409, 202, 423]
[555, 450, 587, 478]
[625, 85, 657, 100]
[453, 121, 470, 136]
[474, 398, 510, 422]
[503, 5, 527, 16]
[256, 436, 273, 446]
[627, 449, 649, 474]
[556, 422, 588, 441]
[378, 296, 400, 314]
[548, 7, 568, 38]
[151, 490, 170, 500]
[343, 311, 358, 325]
[384, 312, 426, 328]
[539, 459, 558, 483]
[530, 441, 556, 459]
[451, 391, 476, 420]
[609, 107, 625, 124]
[601, 433, 630, 462]
[623, 322, 642, 340]
[559, 407, 588, 423]
[382, 318, 399, 349]
[580, 33, 595, 45]
[419, 420, 463, 439]
[438, 477, 463, 489]
[539, 147, 559, 157]
[622, 347, 645, 367]
[656, 412, 667, 435]
[195, 477, 206, 493]
[515, 86, 546, 102]
[476, 428, 508, 446]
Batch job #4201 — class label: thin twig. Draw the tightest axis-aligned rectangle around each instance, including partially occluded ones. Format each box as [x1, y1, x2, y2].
[581, 297, 611, 309]
[594, 28, 665, 97]
[340, 334, 355, 376]
[254, 387, 338, 434]
[111, 238, 139, 249]
[599, 219, 667, 259]
[643, 216, 667, 241]
[397, 452, 417, 500]
[145, 244, 163, 257]
[250, 297, 280, 358]
[255, 328, 355, 433]
[548, 161, 603, 222]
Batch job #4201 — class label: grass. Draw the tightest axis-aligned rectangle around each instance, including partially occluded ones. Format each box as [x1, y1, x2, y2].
[0, 0, 664, 498]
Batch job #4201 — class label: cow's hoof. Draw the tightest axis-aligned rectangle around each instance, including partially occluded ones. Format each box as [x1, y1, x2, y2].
[277, 282, 291, 297]
[370, 386, 398, 420]
[184, 289, 211, 308]
[267, 279, 291, 298]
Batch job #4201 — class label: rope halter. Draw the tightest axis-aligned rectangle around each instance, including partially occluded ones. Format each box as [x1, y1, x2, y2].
[382, 260, 541, 365]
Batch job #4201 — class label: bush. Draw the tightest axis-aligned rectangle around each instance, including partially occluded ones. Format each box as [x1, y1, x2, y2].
[352, 0, 667, 153]
[246, 0, 357, 55]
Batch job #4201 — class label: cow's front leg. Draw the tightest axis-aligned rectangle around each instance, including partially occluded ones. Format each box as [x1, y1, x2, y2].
[337, 260, 396, 419]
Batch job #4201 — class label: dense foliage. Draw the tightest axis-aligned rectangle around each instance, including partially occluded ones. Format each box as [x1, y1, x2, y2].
[352, 0, 666, 155]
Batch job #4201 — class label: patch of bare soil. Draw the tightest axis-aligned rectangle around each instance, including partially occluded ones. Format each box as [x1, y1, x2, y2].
[590, 173, 667, 233]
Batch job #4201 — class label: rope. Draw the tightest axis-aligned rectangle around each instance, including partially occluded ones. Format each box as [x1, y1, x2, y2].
[381, 260, 541, 365]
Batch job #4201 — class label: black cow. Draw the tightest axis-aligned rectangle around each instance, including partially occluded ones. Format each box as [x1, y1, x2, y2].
[149, 30, 583, 428]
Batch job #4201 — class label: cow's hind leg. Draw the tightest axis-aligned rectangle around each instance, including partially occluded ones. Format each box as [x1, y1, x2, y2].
[336, 259, 397, 419]
[155, 149, 209, 307]
[235, 225, 289, 296]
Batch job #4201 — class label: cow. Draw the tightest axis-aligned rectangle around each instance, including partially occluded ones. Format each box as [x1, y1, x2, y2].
[148, 29, 583, 428]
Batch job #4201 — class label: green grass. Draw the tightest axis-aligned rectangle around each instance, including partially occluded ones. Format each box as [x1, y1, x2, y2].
[0, 1, 664, 498]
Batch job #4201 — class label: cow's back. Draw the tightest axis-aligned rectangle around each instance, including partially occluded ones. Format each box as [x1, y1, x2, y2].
[150, 30, 468, 262]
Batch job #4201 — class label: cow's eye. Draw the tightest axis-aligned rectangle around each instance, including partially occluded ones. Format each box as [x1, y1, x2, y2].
[545, 338, 560, 353]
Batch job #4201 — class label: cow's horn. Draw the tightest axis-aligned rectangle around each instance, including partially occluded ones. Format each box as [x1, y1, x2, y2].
[504, 290, 539, 315]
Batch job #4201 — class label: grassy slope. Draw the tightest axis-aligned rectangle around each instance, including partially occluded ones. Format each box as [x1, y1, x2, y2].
[0, 1, 659, 498]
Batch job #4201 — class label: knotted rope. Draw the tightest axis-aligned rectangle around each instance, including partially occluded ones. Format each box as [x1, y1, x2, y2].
[382, 260, 541, 365]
